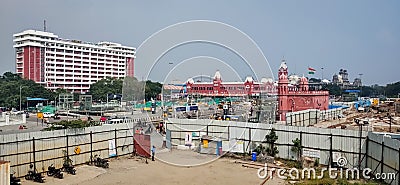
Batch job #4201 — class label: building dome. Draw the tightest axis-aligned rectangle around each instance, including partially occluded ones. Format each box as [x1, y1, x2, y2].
[214, 70, 222, 80]
[245, 76, 253, 82]
[300, 76, 308, 83]
[289, 75, 300, 85]
[261, 77, 274, 84]
[279, 61, 288, 70]
[187, 78, 194, 84]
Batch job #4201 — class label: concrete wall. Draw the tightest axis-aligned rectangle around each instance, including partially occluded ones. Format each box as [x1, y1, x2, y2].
[285, 108, 344, 126]
[365, 132, 400, 185]
[167, 118, 365, 170]
[0, 160, 10, 185]
[167, 118, 400, 184]
[0, 115, 161, 178]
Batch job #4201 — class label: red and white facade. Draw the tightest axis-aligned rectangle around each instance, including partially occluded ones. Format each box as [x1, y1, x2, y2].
[186, 70, 277, 97]
[185, 61, 329, 122]
[277, 62, 329, 121]
[13, 30, 135, 93]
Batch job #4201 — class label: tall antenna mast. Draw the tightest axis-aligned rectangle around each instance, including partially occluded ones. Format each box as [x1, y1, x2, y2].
[44, 20, 46, 32]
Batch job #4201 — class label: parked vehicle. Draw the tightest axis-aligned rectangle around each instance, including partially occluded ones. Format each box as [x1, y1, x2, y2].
[43, 112, 55, 118]
[47, 164, 63, 179]
[100, 116, 110, 122]
[10, 172, 21, 185]
[25, 164, 45, 183]
[53, 114, 61, 119]
[62, 163, 76, 175]
[62, 150, 76, 175]
[91, 154, 109, 168]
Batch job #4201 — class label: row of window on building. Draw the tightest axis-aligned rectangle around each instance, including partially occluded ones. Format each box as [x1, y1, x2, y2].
[191, 85, 274, 91]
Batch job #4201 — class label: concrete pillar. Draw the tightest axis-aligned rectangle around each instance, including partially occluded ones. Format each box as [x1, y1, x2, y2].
[5, 115, 9, 125]
[0, 161, 10, 185]
[22, 113, 26, 124]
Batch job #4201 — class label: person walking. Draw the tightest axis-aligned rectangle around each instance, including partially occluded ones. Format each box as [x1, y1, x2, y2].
[151, 145, 156, 161]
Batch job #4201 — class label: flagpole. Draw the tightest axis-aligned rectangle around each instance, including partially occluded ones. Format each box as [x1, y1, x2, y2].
[321, 67, 324, 80]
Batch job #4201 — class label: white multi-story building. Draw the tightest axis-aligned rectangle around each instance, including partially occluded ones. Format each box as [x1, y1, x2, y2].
[13, 30, 135, 93]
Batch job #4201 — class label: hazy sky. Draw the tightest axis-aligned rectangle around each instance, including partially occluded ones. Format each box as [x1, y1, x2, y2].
[0, 0, 399, 85]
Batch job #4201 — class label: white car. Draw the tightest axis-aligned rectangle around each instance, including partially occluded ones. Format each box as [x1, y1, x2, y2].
[43, 112, 55, 118]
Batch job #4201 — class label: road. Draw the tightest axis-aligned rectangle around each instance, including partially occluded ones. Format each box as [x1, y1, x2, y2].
[0, 111, 162, 135]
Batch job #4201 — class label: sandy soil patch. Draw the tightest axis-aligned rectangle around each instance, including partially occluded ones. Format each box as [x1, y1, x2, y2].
[21, 150, 286, 185]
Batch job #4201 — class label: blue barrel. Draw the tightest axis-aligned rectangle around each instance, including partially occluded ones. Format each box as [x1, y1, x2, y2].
[216, 141, 222, 156]
[251, 152, 257, 161]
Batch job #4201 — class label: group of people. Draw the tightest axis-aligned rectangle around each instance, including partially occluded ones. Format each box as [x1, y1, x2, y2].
[135, 127, 145, 134]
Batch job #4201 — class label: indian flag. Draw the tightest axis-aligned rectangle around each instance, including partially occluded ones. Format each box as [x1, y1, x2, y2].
[308, 67, 316, 74]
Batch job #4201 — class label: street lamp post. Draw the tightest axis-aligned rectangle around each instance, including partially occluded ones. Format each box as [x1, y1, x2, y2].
[106, 94, 109, 111]
[100, 101, 103, 116]
[358, 73, 363, 97]
[355, 118, 368, 168]
[67, 101, 70, 122]
[19, 86, 22, 111]
[19, 86, 26, 111]
[388, 113, 392, 133]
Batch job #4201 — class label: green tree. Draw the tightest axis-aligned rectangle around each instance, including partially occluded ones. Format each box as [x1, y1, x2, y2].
[385, 82, 400, 98]
[89, 77, 123, 101]
[89, 77, 163, 102]
[291, 138, 302, 164]
[0, 72, 55, 110]
[263, 128, 279, 157]
[144, 80, 162, 101]
[321, 84, 341, 97]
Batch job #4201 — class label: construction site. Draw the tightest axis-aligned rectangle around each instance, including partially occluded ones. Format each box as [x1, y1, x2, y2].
[317, 98, 400, 133]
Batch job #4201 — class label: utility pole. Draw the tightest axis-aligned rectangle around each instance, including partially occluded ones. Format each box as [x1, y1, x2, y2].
[100, 101, 103, 116]
[19, 86, 22, 111]
[106, 94, 109, 110]
[358, 73, 363, 97]
[390, 115, 392, 133]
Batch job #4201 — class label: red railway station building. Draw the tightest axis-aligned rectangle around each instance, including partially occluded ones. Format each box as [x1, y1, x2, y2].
[186, 70, 277, 97]
[185, 61, 329, 121]
[276, 62, 329, 121]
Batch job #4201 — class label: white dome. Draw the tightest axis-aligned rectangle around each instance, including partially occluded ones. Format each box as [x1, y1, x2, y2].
[245, 76, 253, 82]
[261, 78, 267, 83]
[214, 70, 222, 79]
[279, 61, 287, 69]
[187, 78, 194, 84]
[288, 75, 300, 84]
[261, 77, 274, 84]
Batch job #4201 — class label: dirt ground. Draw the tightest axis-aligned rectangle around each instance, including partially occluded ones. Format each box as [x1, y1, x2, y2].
[21, 150, 286, 185]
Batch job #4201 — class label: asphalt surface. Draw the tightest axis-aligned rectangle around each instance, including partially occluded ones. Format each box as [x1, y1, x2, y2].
[0, 114, 86, 134]
[0, 111, 161, 135]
